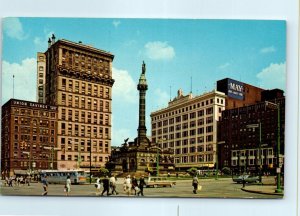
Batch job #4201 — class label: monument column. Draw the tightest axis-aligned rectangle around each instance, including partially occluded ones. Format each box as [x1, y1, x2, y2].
[137, 61, 148, 144]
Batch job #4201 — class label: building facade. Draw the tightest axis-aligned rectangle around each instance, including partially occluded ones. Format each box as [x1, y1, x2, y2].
[37, 52, 46, 103]
[151, 89, 226, 170]
[44, 36, 114, 170]
[1, 99, 57, 177]
[217, 90, 285, 175]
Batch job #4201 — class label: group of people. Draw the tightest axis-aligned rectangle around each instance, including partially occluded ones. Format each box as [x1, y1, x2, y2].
[8, 173, 200, 196]
[41, 175, 71, 196]
[95, 175, 118, 196]
[4, 176, 31, 187]
[123, 175, 146, 196]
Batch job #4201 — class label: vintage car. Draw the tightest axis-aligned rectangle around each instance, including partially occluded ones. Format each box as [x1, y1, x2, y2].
[232, 175, 259, 184]
[145, 177, 176, 188]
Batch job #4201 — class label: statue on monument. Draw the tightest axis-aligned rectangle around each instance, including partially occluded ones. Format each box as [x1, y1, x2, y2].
[142, 61, 146, 75]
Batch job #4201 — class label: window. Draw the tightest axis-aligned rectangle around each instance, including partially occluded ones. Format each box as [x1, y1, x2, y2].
[39, 66, 44, 71]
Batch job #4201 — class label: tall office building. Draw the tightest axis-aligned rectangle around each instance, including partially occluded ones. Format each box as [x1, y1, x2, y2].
[151, 89, 226, 170]
[1, 99, 57, 177]
[44, 35, 114, 170]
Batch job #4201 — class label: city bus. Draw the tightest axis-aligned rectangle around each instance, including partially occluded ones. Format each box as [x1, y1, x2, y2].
[39, 170, 86, 184]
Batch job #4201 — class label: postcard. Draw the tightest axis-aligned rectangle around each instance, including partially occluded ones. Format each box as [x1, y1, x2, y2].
[1, 18, 285, 198]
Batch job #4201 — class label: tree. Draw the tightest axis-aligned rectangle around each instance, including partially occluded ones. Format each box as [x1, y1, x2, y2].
[222, 167, 231, 175]
[187, 167, 198, 176]
[99, 167, 109, 177]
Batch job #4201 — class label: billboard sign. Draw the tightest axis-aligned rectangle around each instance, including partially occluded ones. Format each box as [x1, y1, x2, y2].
[227, 79, 244, 100]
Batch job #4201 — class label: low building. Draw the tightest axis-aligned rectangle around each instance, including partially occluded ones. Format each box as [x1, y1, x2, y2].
[1, 99, 58, 178]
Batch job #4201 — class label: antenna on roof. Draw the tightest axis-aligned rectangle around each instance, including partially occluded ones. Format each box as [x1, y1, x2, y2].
[13, 75, 15, 98]
[190, 76, 193, 94]
[169, 86, 172, 101]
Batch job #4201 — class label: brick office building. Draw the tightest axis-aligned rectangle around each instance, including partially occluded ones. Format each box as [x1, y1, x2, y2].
[217, 89, 285, 175]
[43, 35, 114, 170]
[1, 99, 57, 178]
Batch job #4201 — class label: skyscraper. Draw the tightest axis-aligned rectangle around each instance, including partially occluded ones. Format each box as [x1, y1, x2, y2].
[43, 35, 114, 170]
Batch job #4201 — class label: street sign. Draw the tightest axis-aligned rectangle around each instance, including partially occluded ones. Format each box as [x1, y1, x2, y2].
[246, 124, 259, 128]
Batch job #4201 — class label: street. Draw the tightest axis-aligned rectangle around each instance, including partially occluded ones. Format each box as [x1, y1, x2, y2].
[0, 177, 282, 198]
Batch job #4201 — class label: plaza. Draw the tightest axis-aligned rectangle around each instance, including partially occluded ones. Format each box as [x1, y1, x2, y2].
[1, 176, 282, 198]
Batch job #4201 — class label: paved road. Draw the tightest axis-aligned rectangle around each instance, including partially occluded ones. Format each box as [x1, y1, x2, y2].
[0, 177, 282, 198]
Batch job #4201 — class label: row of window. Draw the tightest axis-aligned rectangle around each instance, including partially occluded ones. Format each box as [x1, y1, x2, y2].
[14, 126, 55, 136]
[60, 123, 110, 138]
[152, 98, 224, 121]
[61, 154, 109, 162]
[153, 126, 214, 137]
[174, 154, 214, 164]
[60, 109, 110, 125]
[13, 134, 55, 144]
[153, 135, 214, 146]
[61, 93, 110, 111]
[61, 78, 110, 98]
[14, 118, 55, 127]
[13, 109, 56, 118]
[152, 108, 216, 128]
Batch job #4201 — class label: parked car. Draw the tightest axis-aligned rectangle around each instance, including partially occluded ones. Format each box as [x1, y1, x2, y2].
[232, 175, 259, 184]
[145, 177, 176, 188]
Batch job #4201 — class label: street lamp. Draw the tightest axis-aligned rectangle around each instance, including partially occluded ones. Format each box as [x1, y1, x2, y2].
[246, 122, 262, 183]
[265, 101, 282, 193]
[43, 146, 60, 170]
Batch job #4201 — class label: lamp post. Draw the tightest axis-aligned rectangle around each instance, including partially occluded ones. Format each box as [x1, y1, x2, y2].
[265, 101, 282, 193]
[246, 122, 262, 183]
[43, 146, 60, 170]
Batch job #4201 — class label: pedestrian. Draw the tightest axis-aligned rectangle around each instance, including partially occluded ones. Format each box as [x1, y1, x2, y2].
[95, 177, 101, 195]
[131, 176, 138, 195]
[41, 175, 48, 196]
[65, 175, 71, 196]
[137, 175, 146, 196]
[109, 175, 118, 195]
[124, 175, 132, 196]
[192, 175, 199, 194]
[101, 175, 110, 196]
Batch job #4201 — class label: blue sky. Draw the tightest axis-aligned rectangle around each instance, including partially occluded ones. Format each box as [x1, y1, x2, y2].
[1, 18, 286, 146]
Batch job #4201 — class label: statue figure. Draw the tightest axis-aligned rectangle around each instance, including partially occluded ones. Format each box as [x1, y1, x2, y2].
[142, 61, 146, 75]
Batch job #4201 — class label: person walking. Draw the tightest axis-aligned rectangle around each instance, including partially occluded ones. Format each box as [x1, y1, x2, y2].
[137, 175, 146, 196]
[95, 177, 101, 195]
[124, 175, 132, 196]
[131, 176, 138, 195]
[101, 176, 110, 196]
[41, 175, 48, 196]
[109, 175, 118, 195]
[65, 175, 71, 196]
[192, 175, 199, 194]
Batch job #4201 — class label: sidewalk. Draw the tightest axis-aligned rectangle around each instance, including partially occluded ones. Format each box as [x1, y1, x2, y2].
[242, 184, 284, 196]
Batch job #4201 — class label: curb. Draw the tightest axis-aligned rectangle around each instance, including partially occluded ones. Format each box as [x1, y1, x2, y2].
[241, 187, 284, 196]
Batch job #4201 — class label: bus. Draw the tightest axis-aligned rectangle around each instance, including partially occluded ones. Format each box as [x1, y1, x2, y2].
[39, 170, 86, 184]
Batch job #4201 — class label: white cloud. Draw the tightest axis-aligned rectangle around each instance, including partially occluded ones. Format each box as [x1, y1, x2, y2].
[256, 62, 286, 91]
[218, 62, 230, 69]
[260, 46, 276, 54]
[2, 58, 37, 104]
[34, 30, 55, 50]
[145, 41, 175, 60]
[154, 88, 169, 108]
[3, 17, 26, 40]
[112, 67, 137, 103]
[112, 20, 121, 28]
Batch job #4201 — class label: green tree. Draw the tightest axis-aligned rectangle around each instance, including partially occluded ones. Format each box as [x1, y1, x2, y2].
[222, 167, 231, 175]
[99, 167, 109, 176]
[187, 167, 198, 176]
